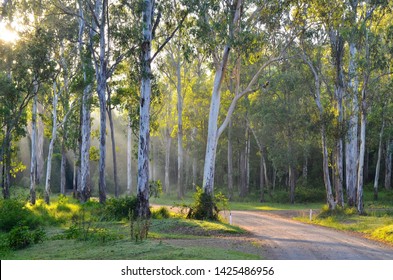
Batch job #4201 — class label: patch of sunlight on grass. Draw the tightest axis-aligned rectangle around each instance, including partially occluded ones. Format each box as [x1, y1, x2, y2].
[372, 225, 393, 243]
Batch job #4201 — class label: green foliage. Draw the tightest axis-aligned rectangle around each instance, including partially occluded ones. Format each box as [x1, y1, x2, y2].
[187, 187, 229, 221]
[151, 206, 171, 219]
[7, 226, 45, 250]
[295, 187, 326, 203]
[0, 199, 41, 231]
[317, 205, 357, 219]
[103, 196, 138, 220]
[61, 210, 123, 243]
[149, 180, 163, 198]
[129, 211, 150, 243]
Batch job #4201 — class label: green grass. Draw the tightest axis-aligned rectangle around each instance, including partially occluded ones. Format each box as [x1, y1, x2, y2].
[296, 206, 393, 245]
[0, 198, 255, 260]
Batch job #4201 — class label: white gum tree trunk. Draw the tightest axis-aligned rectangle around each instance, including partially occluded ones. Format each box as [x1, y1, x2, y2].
[136, 0, 153, 218]
[176, 59, 184, 199]
[29, 81, 39, 205]
[346, 2, 359, 206]
[127, 118, 133, 194]
[44, 81, 59, 204]
[301, 53, 335, 209]
[373, 118, 384, 200]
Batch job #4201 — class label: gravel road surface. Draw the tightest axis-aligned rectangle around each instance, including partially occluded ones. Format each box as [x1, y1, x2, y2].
[231, 210, 393, 260]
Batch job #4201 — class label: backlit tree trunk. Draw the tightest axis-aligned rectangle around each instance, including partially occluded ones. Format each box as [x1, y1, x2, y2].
[45, 81, 59, 204]
[136, 0, 153, 218]
[346, 1, 359, 207]
[373, 119, 384, 200]
[78, 1, 91, 202]
[330, 29, 345, 208]
[176, 59, 184, 199]
[301, 52, 335, 209]
[30, 81, 39, 205]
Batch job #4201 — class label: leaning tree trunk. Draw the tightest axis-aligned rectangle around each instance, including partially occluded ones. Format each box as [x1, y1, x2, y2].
[136, 0, 153, 218]
[302, 52, 335, 209]
[202, 45, 231, 196]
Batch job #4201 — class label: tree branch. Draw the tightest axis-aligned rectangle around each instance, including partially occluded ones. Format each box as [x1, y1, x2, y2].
[150, 13, 187, 63]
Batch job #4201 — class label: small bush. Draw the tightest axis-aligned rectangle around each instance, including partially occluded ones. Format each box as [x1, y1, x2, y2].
[149, 180, 163, 198]
[129, 211, 150, 243]
[0, 199, 41, 231]
[151, 207, 170, 219]
[295, 187, 326, 203]
[104, 196, 137, 220]
[317, 205, 357, 219]
[7, 225, 45, 250]
[187, 187, 229, 221]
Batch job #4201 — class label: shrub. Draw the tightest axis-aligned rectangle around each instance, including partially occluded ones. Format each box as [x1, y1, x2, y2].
[295, 187, 326, 203]
[7, 225, 46, 250]
[104, 196, 137, 220]
[187, 187, 229, 221]
[149, 180, 163, 198]
[0, 199, 41, 231]
[151, 206, 170, 219]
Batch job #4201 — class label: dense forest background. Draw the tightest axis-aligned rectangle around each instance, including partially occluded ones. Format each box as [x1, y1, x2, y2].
[1, 0, 393, 217]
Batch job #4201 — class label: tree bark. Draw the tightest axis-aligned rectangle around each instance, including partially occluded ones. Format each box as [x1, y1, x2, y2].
[289, 165, 296, 204]
[330, 29, 345, 208]
[239, 150, 247, 197]
[44, 81, 59, 204]
[78, 1, 91, 202]
[108, 103, 119, 197]
[127, 118, 133, 194]
[60, 142, 66, 195]
[96, 0, 108, 204]
[385, 140, 392, 190]
[301, 52, 335, 209]
[357, 90, 367, 214]
[346, 47, 359, 207]
[30, 81, 39, 205]
[227, 119, 234, 199]
[136, 0, 153, 218]
[374, 119, 384, 200]
[165, 127, 171, 193]
[176, 59, 184, 199]
[192, 127, 197, 190]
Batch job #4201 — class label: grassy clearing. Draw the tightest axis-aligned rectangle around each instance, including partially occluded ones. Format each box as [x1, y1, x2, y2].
[150, 194, 324, 211]
[0, 198, 257, 260]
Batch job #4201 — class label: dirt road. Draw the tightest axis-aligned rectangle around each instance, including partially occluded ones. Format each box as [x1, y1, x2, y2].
[231, 210, 393, 260]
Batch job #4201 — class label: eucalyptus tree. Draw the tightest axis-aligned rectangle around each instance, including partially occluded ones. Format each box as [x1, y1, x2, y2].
[195, 0, 295, 215]
[133, 0, 188, 218]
